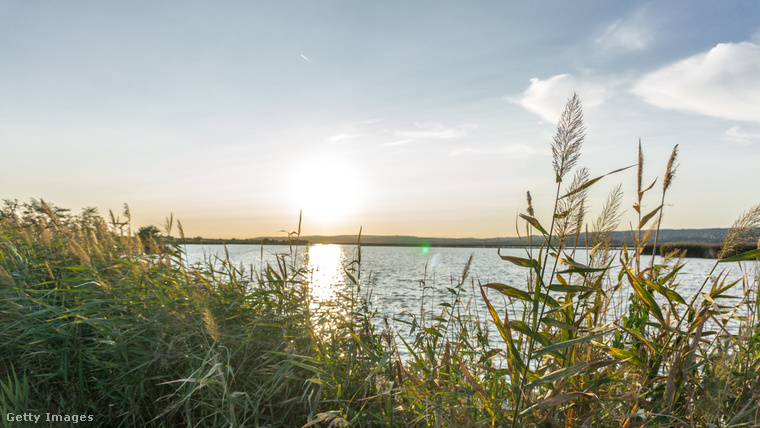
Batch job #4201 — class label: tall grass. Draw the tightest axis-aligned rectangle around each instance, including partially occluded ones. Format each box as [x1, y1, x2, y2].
[2, 94, 760, 427]
[0, 201, 386, 427]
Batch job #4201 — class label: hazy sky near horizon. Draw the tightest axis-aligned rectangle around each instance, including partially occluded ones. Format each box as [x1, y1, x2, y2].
[2, 1, 759, 238]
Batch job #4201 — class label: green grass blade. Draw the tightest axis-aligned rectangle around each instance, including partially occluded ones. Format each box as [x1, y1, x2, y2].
[483, 283, 533, 302]
[558, 164, 634, 200]
[498, 254, 539, 269]
[525, 359, 614, 388]
[622, 262, 665, 323]
[534, 332, 607, 358]
[480, 283, 526, 372]
[718, 248, 760, 263]
[519, 213, 548, 235]
[540, 317, 577, 331]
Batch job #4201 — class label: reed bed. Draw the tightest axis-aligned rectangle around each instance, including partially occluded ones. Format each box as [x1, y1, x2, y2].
[2, 95, 760, 427]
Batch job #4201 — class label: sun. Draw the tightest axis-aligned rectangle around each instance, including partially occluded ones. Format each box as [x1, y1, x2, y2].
[287, 156, 363, 227]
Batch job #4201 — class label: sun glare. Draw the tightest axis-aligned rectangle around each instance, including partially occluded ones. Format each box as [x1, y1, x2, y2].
[287, 156, 363, 227]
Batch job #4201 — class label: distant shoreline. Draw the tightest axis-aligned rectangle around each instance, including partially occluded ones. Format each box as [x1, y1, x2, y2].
[170, 228, 731, 248]
[167, 228, 756, 259]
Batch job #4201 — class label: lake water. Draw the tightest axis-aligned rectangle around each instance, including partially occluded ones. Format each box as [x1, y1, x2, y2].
[182, 244, 757, 340]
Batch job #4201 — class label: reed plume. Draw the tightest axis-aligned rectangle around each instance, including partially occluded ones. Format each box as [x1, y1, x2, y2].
[526, 191, 535, 217]
[637, 139, 643, 200]
[123, 203, 132, 236]
[202, 307, 221, 342]
[651, 144, 679, 264]
[592, 184, 624, 251]
[663, 144, 679, 192]
[551, 93, 585, 183]
[556, 167, 589, 246]
[590, 184, 624, 316]
[719, 203, 760, 259]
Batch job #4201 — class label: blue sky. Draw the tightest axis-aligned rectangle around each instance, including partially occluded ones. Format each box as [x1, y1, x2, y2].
[1, 1, 759, 238]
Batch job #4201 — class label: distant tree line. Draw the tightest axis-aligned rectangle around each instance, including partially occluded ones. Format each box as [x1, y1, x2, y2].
[163, 236, 308, 246]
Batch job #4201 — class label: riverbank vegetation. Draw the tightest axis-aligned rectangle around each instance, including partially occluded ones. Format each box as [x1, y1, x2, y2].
[642, 242, 757, 259]
[159, 230, 737, 257]
[2, 95, 760, 427]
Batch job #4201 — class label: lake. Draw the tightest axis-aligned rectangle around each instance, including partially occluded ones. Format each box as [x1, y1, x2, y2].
[182, 244, 757, 340]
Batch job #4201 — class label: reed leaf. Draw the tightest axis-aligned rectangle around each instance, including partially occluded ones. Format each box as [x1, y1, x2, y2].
[547, 284, 591, 293]
[534, 332, 607, 358]
[559, 164, 634, 200]
[645, 279, 686, 305]
[498, 254, 538, 269]
[540, 317, 577, 331]
[508, 320, 551, 347]
[622, 261, 665, 323]
[718, 247, 760, 263]
[483, 283, 533, 302]
[454, 353, 491, 405]
[592, 342, 646, 367]
[480, 283, 526, 373]
[638, 205, 663, 229]
[525, 358, 613, 388]
[519, 213, 548, 235]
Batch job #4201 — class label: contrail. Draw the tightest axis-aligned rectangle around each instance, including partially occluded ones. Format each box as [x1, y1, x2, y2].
[300, 54, 310, 62]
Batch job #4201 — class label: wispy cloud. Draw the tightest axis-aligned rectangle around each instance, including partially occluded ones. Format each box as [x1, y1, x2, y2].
[382, 122, 477, 146]
[631, 42, 760, 122]
[324, 119, 385, 144]
[595, 13, 654, 53]
[381, 139, 413, 147]
[510, 74, 618, 123]
[325, 133, 364, 143]
[449, 143, 547, 158]
[751, 29, 760, 45]
[394, 122, 477, 140]
[723, 125, 760, 145]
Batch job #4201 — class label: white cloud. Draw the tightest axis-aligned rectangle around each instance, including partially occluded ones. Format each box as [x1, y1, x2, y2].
[326, 133, 363, 143]
[394, 122, 477, 140]
[723, 125, 760, 145]
[510, 74, 618, 123]
[379, 122, 477, 147]
[595, 15, 654, 53]
[632, 42, 760, 122]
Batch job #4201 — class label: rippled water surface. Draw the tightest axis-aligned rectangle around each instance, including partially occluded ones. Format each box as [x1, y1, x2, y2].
[183, 244, 757, 338]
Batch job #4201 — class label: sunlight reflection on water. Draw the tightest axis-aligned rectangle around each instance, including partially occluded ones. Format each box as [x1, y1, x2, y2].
[306, 244, 345, 305]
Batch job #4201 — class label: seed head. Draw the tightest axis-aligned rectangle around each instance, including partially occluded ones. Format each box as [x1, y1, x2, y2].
[551, 93, 585, 183]
[663, 144, 679, 192]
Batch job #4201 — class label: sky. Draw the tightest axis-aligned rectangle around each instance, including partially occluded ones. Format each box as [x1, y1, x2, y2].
[1, 1, 759, 239]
